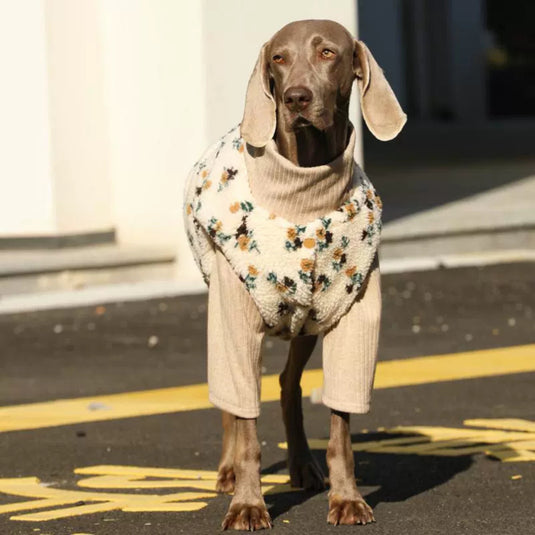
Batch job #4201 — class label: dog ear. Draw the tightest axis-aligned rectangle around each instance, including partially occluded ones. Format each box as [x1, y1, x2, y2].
[241, 42, 276, 148]
[354, 40, 407, 141]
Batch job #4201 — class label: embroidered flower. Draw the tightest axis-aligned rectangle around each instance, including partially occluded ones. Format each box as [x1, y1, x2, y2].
[368, 211, 375, 223]
[229, 202, 240, 213]
[237, 234, 250, 250]
[232, 137, 245, 153]
[218, 167, 238, 191]
[332, 247, 347, 272]
[235, 216, 259, 252]
[345, 266, 357, 277]
[202, 180, 212, 190]
[285, 225, 306, 251]
[207, 217, 231, 245]
[345, 266, 364, 293]
[240, 264, 259, 290]
[267, 272, 297, 295]
[185, 203, 193, 216]
[313, 274, 331, 293]
[303, 238, 315, 249]
[240, 201, 254, 212]
[339, 200, 359, 221]
[316, 218, 333, 251]
[300, 258, 314, 272]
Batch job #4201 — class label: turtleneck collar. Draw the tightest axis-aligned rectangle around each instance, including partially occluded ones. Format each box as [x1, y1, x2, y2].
[244, 124, 356, 225]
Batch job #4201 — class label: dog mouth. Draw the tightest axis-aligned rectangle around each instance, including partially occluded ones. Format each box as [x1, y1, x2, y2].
[292, 115, 312, 129]
[288, 110, 333, 132]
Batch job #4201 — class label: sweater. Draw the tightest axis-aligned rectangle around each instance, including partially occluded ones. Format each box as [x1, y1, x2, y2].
[184, 124, 382, 339]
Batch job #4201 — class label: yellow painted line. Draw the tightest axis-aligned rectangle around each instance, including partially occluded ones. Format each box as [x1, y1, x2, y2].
[0, 344, 534, 434]
[0, 465, 293, 522]
[278, 418, 535, 462]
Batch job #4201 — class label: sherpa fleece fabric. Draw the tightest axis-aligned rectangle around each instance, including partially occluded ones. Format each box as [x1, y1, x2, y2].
[184, 125, 382, 339]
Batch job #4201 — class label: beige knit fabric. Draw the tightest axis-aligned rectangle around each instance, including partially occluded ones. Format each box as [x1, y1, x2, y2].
[207, 127, 381, 417]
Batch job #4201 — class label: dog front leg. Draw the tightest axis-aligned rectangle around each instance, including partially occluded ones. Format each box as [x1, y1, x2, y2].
[217, 410, 237, 493]
[326, 410, 374, 525]
[280, 335, 325, 490]
[222, 417, 272, 531]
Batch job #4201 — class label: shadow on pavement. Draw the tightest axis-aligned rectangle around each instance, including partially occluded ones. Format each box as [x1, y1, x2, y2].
[262, 434, 477, 519]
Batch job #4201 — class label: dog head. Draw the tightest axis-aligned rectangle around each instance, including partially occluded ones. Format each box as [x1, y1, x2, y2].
[241, 19, 406, 147]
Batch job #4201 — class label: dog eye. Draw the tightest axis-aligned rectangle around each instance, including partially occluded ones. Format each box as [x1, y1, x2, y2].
[320, 49, 336, 59]
[272, 55, 285, 64]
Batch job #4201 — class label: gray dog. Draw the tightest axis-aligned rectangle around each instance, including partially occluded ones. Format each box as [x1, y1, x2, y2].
[184, 19, 406, 531]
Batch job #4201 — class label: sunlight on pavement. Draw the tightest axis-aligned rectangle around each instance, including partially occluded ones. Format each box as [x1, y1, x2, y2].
[0, 466, 291, 522]
[279, 418, 535, 462]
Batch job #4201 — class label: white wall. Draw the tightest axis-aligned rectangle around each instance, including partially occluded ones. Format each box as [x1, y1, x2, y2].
[0, 1, 55, 235]
[99, 0, 206, 251]
[0, 0, 113, 238]
[45, 0, 113, 234]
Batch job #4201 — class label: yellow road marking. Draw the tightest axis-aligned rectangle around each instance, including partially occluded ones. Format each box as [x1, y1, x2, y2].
[0, 466, 291, 522]
[278, 418, 535, 462]
[0, 344, 534, 433]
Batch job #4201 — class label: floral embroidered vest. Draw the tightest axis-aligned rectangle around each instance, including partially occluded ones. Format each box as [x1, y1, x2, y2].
[184, 125, 382, 339]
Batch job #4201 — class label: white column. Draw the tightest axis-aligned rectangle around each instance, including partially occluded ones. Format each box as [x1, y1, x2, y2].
[0, 0, 113, 239]
[99, 0, 206, 252]
[0, 1, 55, 236]
[45, 0, 113, 234]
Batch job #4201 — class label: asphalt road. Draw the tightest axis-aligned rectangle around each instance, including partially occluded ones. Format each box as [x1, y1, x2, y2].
[0, 262, 534, 535]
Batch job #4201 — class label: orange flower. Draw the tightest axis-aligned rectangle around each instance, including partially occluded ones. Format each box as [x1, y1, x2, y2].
[248, 265, 258, 276]
[237, 235, 249, 250]
[344, 203, 356, 219]
[276, 282, 287, 293]
[186, 204, 192, 215]
[221, 170, 229, 183]
[333, 248, 343, 260]
[366, 189, 373, 199]
[287, 227, 297, 240]
[229, 202, 240, 213]
[300, 258, 314, 272]
[268, 212, 277, 220]
[345, 266, 357, 277]
[201, 170, 208, 178]
[375, 195, 383, 209]
[316, 227, 326, 239]
[238, 143, 245, 153]
[202, 180, 212, 190]
[214, 221, 222, 231]
[303, 238, 316, 249]
[368, 211, 375, 223]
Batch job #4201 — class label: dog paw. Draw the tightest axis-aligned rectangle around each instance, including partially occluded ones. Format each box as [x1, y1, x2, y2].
[327, 495, 375, 526]
[222, 502, 272, 531]
[216, 466, 236, 494]
[289, 456, 326, 491]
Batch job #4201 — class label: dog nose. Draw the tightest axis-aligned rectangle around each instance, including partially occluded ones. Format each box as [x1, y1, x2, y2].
[284, 86, 312, 112]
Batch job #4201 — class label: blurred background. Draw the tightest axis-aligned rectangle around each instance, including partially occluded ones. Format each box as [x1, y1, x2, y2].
[0, 0, 533, 306]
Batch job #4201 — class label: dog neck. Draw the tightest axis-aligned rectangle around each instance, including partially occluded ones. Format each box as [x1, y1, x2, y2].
[274, 114, 350, 167]
[244, 121, 356, 225]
